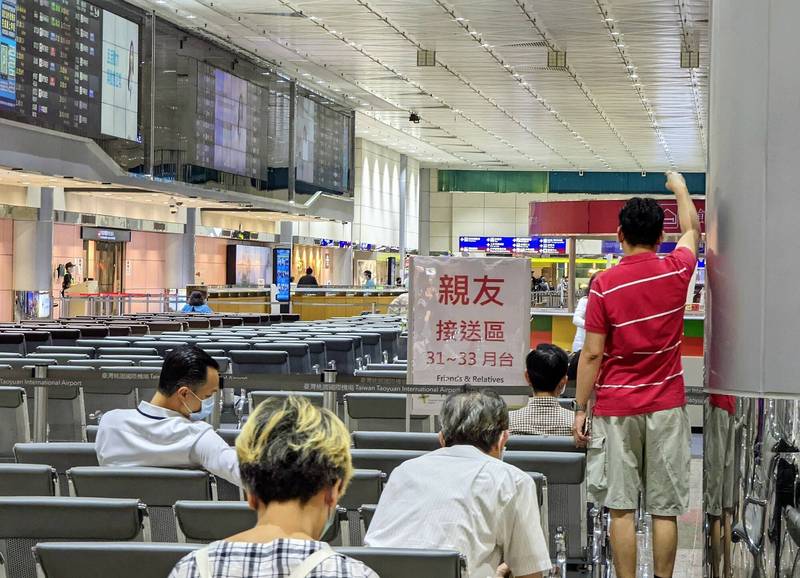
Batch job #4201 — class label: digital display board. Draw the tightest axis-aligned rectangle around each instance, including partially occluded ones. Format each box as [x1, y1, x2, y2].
[600, 240, 706, 255]
[194, 62, 268, 178]
[296, 94, 349, 193]
[0, 0, 139, 140]
[458, 236, 567, 255]
[273, 247, 291, 303]
[81, 226, 131, 242]
[226, 244, 271, 287]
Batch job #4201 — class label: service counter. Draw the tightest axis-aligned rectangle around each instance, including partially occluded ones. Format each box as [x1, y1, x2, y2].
[292, 287, 406, 321]
[187, 286, 270, 314]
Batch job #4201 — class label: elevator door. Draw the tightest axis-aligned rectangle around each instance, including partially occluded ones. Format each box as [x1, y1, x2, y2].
[94, 241, 124, 293]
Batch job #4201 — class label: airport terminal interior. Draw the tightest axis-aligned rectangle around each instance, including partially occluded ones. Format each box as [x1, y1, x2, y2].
[0, 0, 793, 577]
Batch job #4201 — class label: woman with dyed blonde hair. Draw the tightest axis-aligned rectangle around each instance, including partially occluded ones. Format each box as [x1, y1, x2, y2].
[170, 396, 378, 578]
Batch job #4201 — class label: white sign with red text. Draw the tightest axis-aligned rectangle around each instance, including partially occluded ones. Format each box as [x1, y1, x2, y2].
[407, 256, 530, 386]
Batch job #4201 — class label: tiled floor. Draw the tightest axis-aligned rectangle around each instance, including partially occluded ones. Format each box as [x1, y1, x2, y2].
[673, 458, 704, 578]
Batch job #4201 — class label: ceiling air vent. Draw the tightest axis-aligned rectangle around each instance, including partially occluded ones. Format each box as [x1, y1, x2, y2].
[547, 50, 567, 68]
[81, 214, 96, 225]
[417, 49, 436, 67]
[153, 222, 166, 232]
[681, 48, 699, 68]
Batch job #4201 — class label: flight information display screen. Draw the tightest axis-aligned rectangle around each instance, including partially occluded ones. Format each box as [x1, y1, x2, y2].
[459, 236, 567, 255]
[296, 94, 350, 193]
[0, 0, 139, 140]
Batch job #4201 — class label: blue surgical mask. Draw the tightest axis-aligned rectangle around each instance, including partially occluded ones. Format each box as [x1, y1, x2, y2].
[183, 391, 215, 422]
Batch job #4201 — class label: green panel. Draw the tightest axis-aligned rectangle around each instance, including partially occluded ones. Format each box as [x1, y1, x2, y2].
[438, 170, 548, 193]
[683, 318, 704, 338]
[532, 315, 553, 332]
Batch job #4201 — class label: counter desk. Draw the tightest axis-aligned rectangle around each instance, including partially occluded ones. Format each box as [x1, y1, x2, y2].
[292, 287, 406, 321]
[187, 286, 270, 314]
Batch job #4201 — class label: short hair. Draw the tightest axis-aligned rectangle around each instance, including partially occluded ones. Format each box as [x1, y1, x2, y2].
[236, 396, 353, 505]
[364, 270, 372, 278]
[188, 291, 206, 306]
[305, 267, 313, 275]
[526, 344, 569, 393]
[619, 197, 664, 247]
[158, 345, 219, 396]
[440, 391, 508, 453]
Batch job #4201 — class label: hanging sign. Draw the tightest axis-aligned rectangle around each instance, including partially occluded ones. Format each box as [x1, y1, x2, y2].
[407, 256, 530, 386]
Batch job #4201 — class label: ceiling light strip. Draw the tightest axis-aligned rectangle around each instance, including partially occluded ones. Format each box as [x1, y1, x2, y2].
[676, 0, 707, 156]
[274, 0, 515, 169]
[513, 0, 643, 171]
[433, 0, 609, 170]
[348, 0, 570, 170]
[593, 0, 676, 169]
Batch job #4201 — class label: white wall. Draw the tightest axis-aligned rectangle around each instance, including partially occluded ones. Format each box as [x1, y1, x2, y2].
[353, 138, 419, 249]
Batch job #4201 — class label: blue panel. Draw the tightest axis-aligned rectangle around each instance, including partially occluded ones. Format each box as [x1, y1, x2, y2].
[549, 172, 706, 194]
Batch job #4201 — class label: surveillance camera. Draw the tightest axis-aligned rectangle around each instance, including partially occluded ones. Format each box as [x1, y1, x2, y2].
[409, 112, 420, 124]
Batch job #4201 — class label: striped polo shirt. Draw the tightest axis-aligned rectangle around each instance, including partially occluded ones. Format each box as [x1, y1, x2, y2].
[585, 247, 697, 417]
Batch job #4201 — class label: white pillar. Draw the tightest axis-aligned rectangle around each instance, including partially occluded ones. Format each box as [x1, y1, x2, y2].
[707, 0, 800, 396]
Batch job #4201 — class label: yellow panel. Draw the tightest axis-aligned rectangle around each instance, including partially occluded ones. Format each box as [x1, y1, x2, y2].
[551, 316, 577, 352]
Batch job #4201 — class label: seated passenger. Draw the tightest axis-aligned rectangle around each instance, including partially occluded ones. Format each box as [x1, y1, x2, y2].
[181, 291, 213, 314]
[364, 391, 551, 578]
[509, 344, 574, 436]
[169, 396, 377, 578]
[96, 345, 241, 486]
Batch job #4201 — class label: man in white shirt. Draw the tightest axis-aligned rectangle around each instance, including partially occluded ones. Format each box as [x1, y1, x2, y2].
[364, 391, 551, 578]
[96, 345, 241, 487]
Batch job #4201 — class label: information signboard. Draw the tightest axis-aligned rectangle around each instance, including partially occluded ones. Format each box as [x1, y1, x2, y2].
[407, 256, 529, 386]
[458, 236, 566, 255]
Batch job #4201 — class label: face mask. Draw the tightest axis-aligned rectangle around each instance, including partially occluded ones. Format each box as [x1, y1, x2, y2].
[320, 505, 339, 542]
[183, 391, 215, 422]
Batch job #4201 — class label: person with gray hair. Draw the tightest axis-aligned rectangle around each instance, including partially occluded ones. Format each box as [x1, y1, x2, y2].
[364, 391, 551, 578]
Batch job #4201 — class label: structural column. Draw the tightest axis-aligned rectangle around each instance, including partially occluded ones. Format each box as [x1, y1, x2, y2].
[707, 0, 800, 396]
[418, 167, 431, 257]
[398, 154, 408, 282]
[13, 187, 54, 319]
[164, 208, 197, 291]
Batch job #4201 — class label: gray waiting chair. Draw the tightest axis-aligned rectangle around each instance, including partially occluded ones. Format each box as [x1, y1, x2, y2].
[507, 435, 583, 453]
[34, 542, 200, 578]
[199, 342, 251, 353]
[22, 366, 88, 442]
[97, 347, 158, 358]
[14, 442, 98, 496]
[132, 341, 188, 356]
[339, 332, 382, 365]
[349, 449, 426, 480]
[81, 375, 138, 424]
[345, 393, 433, 433]
[68, 467, 214, 543]
[504, 450, 587, 561]
[248, 391, 324, 414]
[47, 329, 81, 347]
[230, 350, 290, 375]
[35, 346, 95, 358]
[352, 431, 439, 451]
[314, 337, 357, 375]
[0, 497, 147, 578]
[338, 469, 385, 546]
[338, 547, 465, 578]
[253, 342, 313, 374]
[0, 464, 57, 496]
[359, 504, 378, 532]
[26, 353, 90, 364]
[0, 333, 25, 355]
[67, 359, 134, 368]
[0, 387, 30, 461]
[174, 500, 256, 543]
[76, 339, 128, 349]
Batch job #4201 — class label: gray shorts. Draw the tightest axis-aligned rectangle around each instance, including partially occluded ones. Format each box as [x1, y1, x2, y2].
[703, 402, 736, 516]
[587, 406, 691, 517]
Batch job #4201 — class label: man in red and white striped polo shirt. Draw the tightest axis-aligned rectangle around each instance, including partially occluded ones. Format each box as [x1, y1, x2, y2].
[573, 172, 700, 578]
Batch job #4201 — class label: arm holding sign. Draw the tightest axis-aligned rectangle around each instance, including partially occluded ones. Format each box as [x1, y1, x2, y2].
[572, 283, 607, 447]
[666, 171, 701, 256]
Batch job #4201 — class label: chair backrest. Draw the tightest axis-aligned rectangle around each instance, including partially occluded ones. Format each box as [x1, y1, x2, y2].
[248, 391, 324, 414]
[68, 359, 134, 368]
[27, 353, 90, 364]
[315, 338, 356, 375]
[337, 547, 464, 578]
[107, 326, 132, 337]
[506, 435, 583, 453]
[36, 346, 95, 358]
[0, 386, 29, 458]
[359, 504, 377, 532]
[47, 329, 81, 347]
[216, 429, 238, 446]
[230, 350, 290, 375]
[352, 431, 440, 451]
[0, 497, 145, 578]
[0, 332, 26, 355]
[77, 327, 110, 338]
[345, 394, 431, 433]
[0, 464, 57, 496]
[174, 500, 256, 543]
[349, 449, 426, 479]
[253, 342, 312, 373]
[147, 321, 185, 333]
[35, 541, 200, 578]
[76, 339, 127, 349]
[98, 347, 158, 357]
[69, 466, 213, 543]
[133, 341, 187, 356]
[303, 339, 327, 369]
[14, 442, 99, 496]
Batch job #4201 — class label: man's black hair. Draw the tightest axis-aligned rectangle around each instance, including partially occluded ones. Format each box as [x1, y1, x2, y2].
[526, 344, 569, 393]
[619, 197, 664, 247]
[158, 344, 220, 396]
[305, 267, 313, 275]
